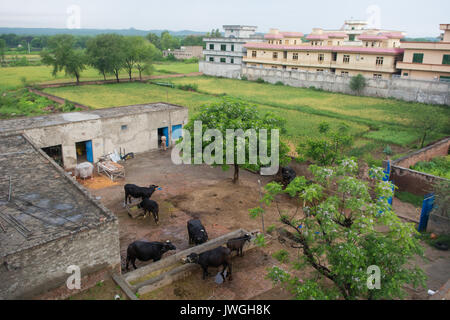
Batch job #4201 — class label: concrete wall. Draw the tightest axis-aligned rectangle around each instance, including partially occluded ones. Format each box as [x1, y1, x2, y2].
[200, 61, 242, 79]
[0, 220, 121, 299]
[24, 108, 188, 169]
[242, 66, 450, 105]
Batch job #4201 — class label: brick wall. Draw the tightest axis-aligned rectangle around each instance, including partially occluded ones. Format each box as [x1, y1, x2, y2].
[0, 219, 120, 299]
[389, 137, 450, 195]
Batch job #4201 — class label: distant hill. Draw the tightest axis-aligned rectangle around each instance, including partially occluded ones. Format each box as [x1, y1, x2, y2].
[403, 37, 441, 42]
[0, 27, 207, 37]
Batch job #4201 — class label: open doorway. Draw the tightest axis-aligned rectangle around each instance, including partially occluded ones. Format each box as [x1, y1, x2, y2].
[75, 140, 93, 164]
[42, 145, 63, 167]
[158, 127, 169, 148]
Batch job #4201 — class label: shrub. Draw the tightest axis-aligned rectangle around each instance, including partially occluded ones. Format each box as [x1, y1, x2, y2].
[272, 249, 289, 263]
[176, 83, 198, 92]
[349, 74, 366, 94]
[183, 57, 199, 64]
[240, 75, 248, 81]
[275, 81, 285, 86]
[383, 145, 393, 155]
[266, 224, 276, 234]
[255, 78, 265, 84]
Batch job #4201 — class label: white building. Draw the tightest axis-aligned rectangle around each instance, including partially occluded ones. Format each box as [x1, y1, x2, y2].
[200, 25, 263, 78]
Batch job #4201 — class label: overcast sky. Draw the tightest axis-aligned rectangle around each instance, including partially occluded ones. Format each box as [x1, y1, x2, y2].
[0, 0, 448, 37]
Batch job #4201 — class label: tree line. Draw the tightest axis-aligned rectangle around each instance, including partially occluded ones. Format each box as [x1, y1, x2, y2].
[40, 34, 162, 84]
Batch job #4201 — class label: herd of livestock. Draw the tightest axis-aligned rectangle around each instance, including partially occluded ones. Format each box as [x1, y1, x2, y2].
[122, 183, 252, 282]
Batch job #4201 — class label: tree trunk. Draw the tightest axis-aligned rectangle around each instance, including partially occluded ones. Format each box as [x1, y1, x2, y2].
[421, 131, 427, 148]
[76, 74, 80, 85]
[139, 70, 142, 81]
[115, 71, 119, 83]
[233, 164, 239, 183]
[128, 69, 132, 81]
[103, 72, 106, 81]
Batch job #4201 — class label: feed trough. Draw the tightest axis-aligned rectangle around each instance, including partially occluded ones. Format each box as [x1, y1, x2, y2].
[113, 229, 271, 299]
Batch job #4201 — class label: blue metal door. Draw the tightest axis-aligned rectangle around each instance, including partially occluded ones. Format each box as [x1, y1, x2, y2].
[418, 193, 435, 232]
[172, 124, 182, 141]
[85, 140, 93, 163]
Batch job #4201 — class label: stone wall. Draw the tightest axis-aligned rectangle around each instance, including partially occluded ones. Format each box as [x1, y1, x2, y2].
[242, 66, 450, 105]
[0, 220, 121, 299]
[22, 108, 188, 169]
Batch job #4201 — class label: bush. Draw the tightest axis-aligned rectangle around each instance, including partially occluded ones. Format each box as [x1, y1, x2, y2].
[176, 83, 198, 92]
[383, 145, 393, 155]
[349, 74, 366, 94]
[275, 81, 285, 86]
[183, 57, 199, 64]
[255, 78, 265, 84]
[266, 224, 276, 234]
[240, 75, 248, 81]
[272, 249, 289, 263]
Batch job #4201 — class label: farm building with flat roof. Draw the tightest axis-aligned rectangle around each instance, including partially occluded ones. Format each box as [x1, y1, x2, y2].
[0, 133, 120, 299]
[0, 103, 189, 169]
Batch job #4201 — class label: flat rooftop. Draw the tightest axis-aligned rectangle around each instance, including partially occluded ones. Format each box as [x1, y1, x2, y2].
[0, 134, 116, 258]
[0, 102, 186, 134]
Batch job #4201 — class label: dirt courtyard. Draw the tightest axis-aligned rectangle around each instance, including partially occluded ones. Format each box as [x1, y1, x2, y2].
[79, 150, 449, 300]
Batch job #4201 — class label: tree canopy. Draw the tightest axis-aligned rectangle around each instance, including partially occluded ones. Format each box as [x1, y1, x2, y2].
[250, 159, 426, 300]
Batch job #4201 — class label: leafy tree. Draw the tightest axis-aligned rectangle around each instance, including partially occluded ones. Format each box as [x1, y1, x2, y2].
[411, 106, 448, 148]
[160, 31, 180, 50]
[146, 33, 161, 49]
[250, 159, 426, 300]
[349, 74, 366, 95]
[181, 35, 205, 48]
[40, 35, 86, 84]
[180, 98, 290, 183]
[123, 36, 158, 80]
[297, 122, 353, 165]
[86, 34, 126, 82]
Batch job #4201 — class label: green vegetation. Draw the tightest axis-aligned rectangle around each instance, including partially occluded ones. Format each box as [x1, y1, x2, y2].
[272, 249, 289, 263]
[349, 74, 366, 95]
[396, 191, 423, 208]
[253, 160, 426, 300]
[411, 156, 450, 179]
[0, 88, 82, 118]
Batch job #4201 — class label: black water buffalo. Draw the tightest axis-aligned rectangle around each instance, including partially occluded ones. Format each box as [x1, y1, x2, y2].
[187, 219, 208, 245]
[226, 234, 252, 257]
[126, 240, 176, 270]
[138, 198, 159, 224]
[124, 184, 159, 205]
[281, 166, 296, 186]
[183, 246, 232, 281]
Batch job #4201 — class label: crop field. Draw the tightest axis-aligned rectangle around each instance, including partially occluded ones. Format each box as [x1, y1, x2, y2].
[43, 82, 369, 144]
[0, 63, 198, 90]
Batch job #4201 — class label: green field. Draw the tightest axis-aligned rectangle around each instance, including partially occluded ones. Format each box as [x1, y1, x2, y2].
[43, 82, 368, 145]
[0, 63, 198, 90]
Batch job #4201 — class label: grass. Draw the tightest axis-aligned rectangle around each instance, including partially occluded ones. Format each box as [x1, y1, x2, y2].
[43, 82, 369, 143]
[396, 191, 424, 208]
[0, 62, 198, 90]
[410, 155, 450, 179]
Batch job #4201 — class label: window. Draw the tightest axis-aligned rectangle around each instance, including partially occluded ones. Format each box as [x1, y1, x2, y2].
[318, 53, 324, 62]
[273, 52, 278, 59]
[373, 73, 382, 79]
[413, 53, 424, 63]
[376, 56, 384, 65]
[294, 40, 297, 44]
[279, 40, 282, 44]
[293, 52, 299, 60]
[285, 40, 289, 45]
[349, 34, 355, 41]
[209, 57, 214, 62]
[209, 44, 214, 50]
[231, 58, 234, 64]
[332, 52, 337, 61]
[252, 50, 257, 58]
[292, 67, 298, 70]
[316, 69, 324, 72]
[121, 125, 128, 130]
[271, 66, 278, 69]
[341, 71, 349, 76]
[403, 72, 409, 77]
[231, 45, 234, 52]
[220, 58, 226, 63]
[221, 44, 226, 51]
[440, 76, 450, 82]
[442, 54, 450, 65]
[343, 55, 350, 64]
